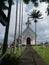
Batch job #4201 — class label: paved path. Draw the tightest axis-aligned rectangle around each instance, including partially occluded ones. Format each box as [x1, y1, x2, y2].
[19, 45, 47, 65]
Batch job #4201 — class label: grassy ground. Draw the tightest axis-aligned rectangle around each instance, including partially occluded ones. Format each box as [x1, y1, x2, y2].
[0, 46, 25, 65]
[33, 45, 49, 65]
[15, 46, 25, 57]
[0, 46, 25, 57]
[0, 51, 2, 56]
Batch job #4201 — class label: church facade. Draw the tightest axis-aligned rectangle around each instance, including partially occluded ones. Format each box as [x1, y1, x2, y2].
[22, 17, 36, 45]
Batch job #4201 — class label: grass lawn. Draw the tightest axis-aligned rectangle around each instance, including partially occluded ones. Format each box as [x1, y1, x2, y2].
[33, 45, 49, 65]
[0, 46, 25, 57]
[0, 51, 2, 56]
[0, 46, 25, 65]
[15, 46, 25, 57]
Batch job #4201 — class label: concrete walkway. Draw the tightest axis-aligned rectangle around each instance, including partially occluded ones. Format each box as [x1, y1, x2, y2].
[19, 45, 47, 65]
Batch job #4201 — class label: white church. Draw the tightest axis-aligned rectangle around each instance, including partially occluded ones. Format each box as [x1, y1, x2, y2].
[22, 17, 37, 45]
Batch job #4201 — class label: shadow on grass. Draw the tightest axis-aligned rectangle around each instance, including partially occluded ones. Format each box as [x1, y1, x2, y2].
[0, 54, 20, 65]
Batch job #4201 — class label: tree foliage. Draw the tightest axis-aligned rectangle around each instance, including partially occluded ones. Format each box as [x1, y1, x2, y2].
[0, 0, 14, 26]
[40, 0, 49, 3]
[0, 0, 8, 10]
[29, 10, 42, 21]
[0, 0, 8, 26]
[23, 0, 38, 7]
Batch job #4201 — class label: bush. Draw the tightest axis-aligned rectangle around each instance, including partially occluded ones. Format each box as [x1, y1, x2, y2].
[0, 54, 20, 65]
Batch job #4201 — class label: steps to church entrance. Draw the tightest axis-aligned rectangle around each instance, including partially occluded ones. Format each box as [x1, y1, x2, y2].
[19, 45, 47, 65]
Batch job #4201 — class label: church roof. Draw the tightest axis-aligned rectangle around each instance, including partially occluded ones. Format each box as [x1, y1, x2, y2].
[22, 17, 36, 37]
[22, 26, 35, 36]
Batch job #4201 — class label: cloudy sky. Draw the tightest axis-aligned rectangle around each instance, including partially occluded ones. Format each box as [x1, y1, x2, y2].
[0, 0, 49, 43]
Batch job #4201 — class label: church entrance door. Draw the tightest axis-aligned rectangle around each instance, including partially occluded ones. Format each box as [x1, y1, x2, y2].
[26, 37, 31, 45]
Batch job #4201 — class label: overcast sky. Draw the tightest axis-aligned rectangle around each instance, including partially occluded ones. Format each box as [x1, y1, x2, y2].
[0, 0, 49, 44]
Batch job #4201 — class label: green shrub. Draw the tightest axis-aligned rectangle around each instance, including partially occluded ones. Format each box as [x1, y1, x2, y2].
[0, 54, 20, 65]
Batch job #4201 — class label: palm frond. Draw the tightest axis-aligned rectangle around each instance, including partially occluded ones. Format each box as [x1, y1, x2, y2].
[0, 19, 7, 26]
[34, 1, 38, 7]
[31, 0, 37, 3]
[30, 10, 42, 19]
[40, 0, 46, 2]
[23, 0, 30, 4]
[8, 0, 14, 5]
[47, 5, 49, 15]
[0, 9, 7, 26]
[23, 0, 38, 7]
[47, 0, 49, 3]
[0, 10, 7, 21]
[0, 0, 8, 10]
[40, 0, 49, 3]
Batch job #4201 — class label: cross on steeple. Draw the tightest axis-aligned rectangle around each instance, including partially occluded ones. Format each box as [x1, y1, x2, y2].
[26, 17, 31, 27]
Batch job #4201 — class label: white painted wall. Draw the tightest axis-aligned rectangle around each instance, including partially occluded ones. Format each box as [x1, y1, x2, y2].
[22, 37, 41, 45]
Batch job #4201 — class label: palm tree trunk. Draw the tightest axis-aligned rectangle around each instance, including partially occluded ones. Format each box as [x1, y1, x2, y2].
[18, 0, 21, 55]
[21, 0, 23, 45]
[21, 0, 23, 53]
[35, 22, 36, 45]
[13, 0, 18, 54]
[2, 3, 12, 55]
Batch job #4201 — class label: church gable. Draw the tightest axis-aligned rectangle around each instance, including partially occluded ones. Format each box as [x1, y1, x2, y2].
[22, 27, 35, 37]
[22, 17, 36, 42]
[22, 17, 35, 36]
[22, 17, 38, 45]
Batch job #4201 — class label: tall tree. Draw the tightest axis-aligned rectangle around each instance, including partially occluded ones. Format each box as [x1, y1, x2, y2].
[0, 10, 7, 26]
[18, 0, 22, 55]
[29, 10, 42, 45]
[2, 0, 14, 55]
[21, 0, 23, 46]
[0, 0, 8, 26]
[13, 0, 18, 54]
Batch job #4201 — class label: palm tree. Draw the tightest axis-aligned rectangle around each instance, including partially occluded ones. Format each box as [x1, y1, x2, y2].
[23, 0, 37, 4]
[29, 10, 42, 45]
[23, 0, 38, 7]
[0, 0, 8, 10]
[13, 0, 18, 54]
[0, 0, 8, 26]
[47, 5, 49, 15]
[18, 0, 22, 55]
[2, 0, 14, 55]
[21, 0, 23, 46]
[23, 0, 30, 4]
[0, 10, 7, 26]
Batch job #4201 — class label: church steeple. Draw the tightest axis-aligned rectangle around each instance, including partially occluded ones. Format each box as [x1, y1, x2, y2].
[26, 17, 31, 27]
